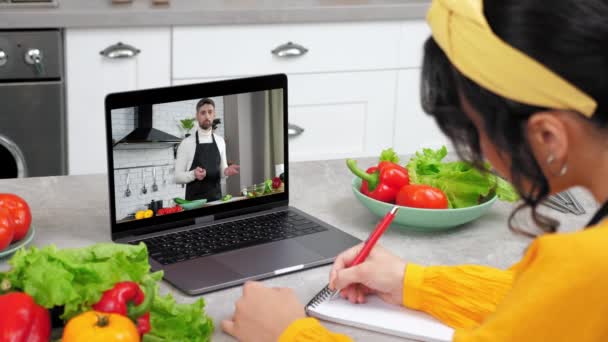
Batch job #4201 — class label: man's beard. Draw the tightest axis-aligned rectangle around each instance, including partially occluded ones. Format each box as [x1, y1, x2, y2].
[200, 120, 211, 130]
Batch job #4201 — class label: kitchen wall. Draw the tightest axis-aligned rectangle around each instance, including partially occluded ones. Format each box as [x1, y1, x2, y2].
[113, 148, 184, 220]
[152, 97, 224, 138]
[224, 90, 284, 192]
[111, 107, 135, 142]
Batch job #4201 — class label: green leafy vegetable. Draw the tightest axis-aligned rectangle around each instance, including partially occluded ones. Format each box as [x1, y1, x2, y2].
[379, 148, 400, 164]
[1, 243, 214, 341]
[264, 179, 273, 194]
[145, 290, 214, 342]
[4, 243, 153, 319]
[180, 118, 196, 131]
[406, 146, 518, 208]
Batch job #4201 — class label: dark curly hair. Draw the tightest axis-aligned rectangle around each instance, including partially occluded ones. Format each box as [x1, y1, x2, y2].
[420, 0, 608, 236]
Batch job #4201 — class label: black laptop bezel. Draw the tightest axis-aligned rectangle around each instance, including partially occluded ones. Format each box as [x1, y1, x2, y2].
[105, 74, 289, 240]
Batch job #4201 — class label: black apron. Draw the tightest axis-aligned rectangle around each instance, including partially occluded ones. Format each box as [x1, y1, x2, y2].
[185, 131, 222, 201]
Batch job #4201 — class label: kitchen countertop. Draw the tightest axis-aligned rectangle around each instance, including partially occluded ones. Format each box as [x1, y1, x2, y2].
[0, 0, 430, 29]
[0, 157, 598, 341]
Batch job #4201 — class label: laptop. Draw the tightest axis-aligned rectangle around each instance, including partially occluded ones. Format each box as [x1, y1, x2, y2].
[105, 74, 360, 295]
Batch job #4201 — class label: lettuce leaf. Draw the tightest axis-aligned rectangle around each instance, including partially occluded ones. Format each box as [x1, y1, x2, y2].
[145, 290, 214, 342]
[2, 242, 214, 342]
[379, 148, 400, 164]
[5, 243, 154, 319]
[406, 146, 518, 208]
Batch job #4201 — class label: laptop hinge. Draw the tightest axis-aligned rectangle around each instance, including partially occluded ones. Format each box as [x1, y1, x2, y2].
[195, 214, 215, 225]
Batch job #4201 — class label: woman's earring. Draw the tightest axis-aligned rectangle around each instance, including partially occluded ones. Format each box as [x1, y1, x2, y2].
[546, 153, 568, 177]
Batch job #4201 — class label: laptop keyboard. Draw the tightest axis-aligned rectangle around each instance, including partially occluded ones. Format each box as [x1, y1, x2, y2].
[129, 211, 327, 265]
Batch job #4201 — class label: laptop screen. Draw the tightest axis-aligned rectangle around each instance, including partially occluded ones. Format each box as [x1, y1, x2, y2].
[105, 75, 288, 235]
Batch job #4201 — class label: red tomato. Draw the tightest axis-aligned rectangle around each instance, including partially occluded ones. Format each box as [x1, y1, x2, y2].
[396, 184, 449, 209]
[0, 208, 15, 250]
[0, 194, 32, 241]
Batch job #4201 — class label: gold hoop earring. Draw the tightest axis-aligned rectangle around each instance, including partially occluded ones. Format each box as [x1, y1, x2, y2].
[559, 164, 568, 176]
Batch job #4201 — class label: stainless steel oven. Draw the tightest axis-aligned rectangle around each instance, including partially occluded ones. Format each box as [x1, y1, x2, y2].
[0, 29, 66, 178]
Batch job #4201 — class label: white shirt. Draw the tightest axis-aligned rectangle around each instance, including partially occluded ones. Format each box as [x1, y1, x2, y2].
[174, 127, 228, 184]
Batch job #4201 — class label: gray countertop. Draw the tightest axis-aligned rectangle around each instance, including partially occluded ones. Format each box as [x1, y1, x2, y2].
[0, 157, 598, 341]
[0, 0, 430, 29]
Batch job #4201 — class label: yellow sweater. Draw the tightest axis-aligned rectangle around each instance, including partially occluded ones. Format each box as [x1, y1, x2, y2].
[280, 221, 608, 341]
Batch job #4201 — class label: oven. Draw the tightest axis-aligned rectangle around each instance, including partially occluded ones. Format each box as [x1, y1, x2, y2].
[0, 29, 66, 178]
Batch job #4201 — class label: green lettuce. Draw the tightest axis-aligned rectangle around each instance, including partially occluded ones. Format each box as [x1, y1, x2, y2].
[406, 146, 518, 208]
[145, 290, 214, 342]
[379, 148, 400, 163]
[1, 243, 213, 341]
[5, 243, 153, 319]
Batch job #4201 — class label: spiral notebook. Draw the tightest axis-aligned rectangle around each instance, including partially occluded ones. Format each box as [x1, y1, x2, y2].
[305, 285, 454, 342]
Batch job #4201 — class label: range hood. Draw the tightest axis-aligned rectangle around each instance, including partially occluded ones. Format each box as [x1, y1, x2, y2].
[113, 104, 182, 149]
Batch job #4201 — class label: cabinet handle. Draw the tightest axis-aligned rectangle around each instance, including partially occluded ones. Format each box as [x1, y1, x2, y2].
[100, 42, 141, 59]
[271, 42, 308, 58]
[288, 124, 304, 137]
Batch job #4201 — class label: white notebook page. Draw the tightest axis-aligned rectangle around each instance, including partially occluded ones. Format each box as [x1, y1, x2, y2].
[307, 295, 454, 342]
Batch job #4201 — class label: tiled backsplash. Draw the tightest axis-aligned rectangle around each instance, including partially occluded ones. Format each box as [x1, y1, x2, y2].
[111, 107, 135, 141]
[113, 148, 185, 220]
[152, 97, 224, 138]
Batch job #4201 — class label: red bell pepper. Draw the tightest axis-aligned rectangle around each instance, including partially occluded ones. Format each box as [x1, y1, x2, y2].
[347, 159, 410, 203]
[271, 177, 282, 189]
[0, 292, 51, 342]
[92, 281, 154, 335]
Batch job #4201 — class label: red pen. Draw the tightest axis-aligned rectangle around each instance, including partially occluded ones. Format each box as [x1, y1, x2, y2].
[330, 205, 399, 300]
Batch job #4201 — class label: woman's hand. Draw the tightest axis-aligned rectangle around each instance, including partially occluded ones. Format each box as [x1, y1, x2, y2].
[222, 281, 306, 342]
[329, 243, 407, 306]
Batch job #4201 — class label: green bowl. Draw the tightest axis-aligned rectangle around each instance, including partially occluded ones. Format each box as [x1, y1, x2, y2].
[178, 199, 207, 210]
[0, 225, 35, 258]
[352, 178, 497, 231]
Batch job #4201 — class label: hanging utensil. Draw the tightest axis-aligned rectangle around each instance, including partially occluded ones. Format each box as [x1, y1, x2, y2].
[125, 173, 131, 197]
[162, 167, 167, 185]
[152, 167, 158, 192]
[142, 168, 148, 194]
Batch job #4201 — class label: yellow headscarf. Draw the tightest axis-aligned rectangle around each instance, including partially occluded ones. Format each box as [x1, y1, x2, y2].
[427, 0, 597, 117]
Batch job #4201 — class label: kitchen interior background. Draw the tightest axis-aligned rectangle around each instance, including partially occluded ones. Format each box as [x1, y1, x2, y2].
[111, 90, 284, 220]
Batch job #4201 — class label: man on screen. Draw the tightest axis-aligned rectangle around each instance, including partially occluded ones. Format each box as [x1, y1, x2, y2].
[175, 98, 240, 201]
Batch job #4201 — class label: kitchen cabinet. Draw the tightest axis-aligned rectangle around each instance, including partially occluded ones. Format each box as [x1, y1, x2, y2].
[171, 20, 440, 162]
[172, 22, 402, 80]
[65, 28, 171, 175]
[397, 20, 431, 69]
[287, 71, 397, 161]
[393, 68, 449, 153]
[65, 20, 440, 173]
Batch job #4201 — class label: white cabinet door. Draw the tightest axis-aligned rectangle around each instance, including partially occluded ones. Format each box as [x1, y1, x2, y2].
[393, 69, 449, 155]
[288, 71, 397, 161]
[398, 20, 431, 69]
[172, 22, 402, 80]
[65, 28, 170, 175]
